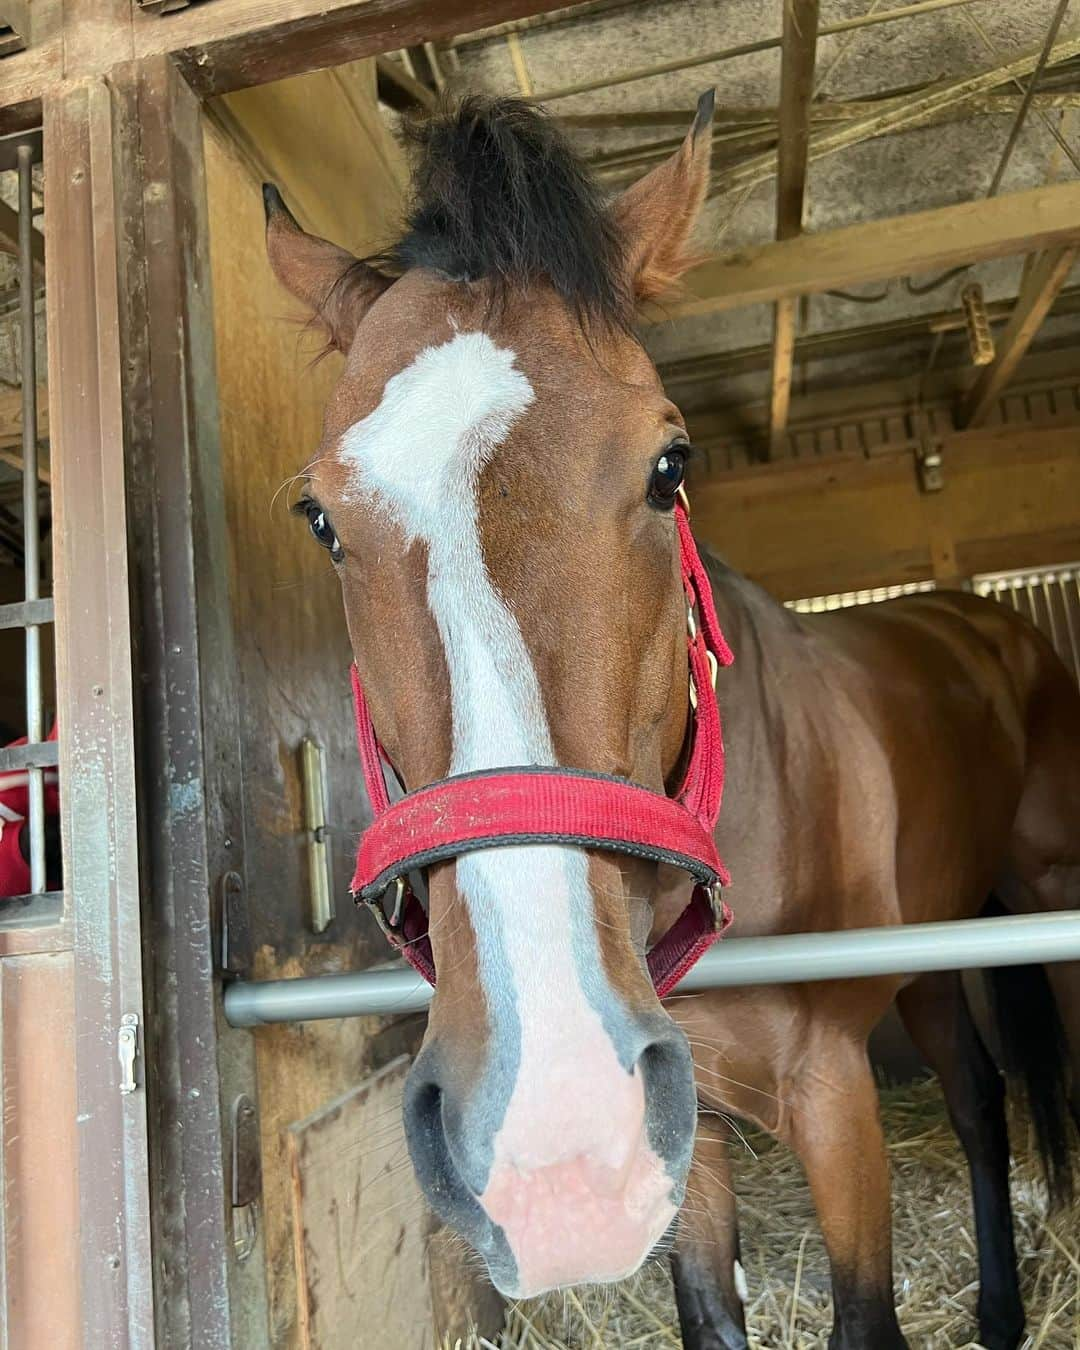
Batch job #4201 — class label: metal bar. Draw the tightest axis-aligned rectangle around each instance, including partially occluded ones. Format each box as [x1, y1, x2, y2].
[987, 0, 1073, 197]
[0, 741, 58, 772]
[534, 0, 990, 103]
[223, 910, 1080, 1026]
[0, 597, 52, 629]
[17, 141, 44, 895]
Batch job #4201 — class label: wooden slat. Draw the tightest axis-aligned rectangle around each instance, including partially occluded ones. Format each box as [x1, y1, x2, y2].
[768, 0, 819, 459]
[958, 245, 1079, 428]
[654, 180, 1080, 323]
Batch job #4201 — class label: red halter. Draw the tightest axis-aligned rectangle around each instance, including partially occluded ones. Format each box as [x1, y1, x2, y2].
[349, 500, 734, 999]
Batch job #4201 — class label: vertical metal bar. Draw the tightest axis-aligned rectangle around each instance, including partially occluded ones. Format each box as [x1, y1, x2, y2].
[17, 143, 44, 897]
[1041, 575, 1061, 652]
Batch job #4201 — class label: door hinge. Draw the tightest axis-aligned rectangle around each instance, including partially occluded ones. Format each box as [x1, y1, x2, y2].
[117, 1013, 139, 1094]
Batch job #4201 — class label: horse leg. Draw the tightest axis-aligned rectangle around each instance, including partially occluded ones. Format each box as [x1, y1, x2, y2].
[671, 1111, 748, 1350]
[897, 972, 1024, 1350]
[783, 1031, 907, 1350]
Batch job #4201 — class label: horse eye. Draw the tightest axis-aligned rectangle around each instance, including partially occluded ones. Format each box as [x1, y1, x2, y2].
[305, 503, 343, 560]
[648, 447, 687, 509]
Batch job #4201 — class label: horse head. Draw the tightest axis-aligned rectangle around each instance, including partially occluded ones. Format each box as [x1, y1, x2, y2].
[265, 93, 716, 1297]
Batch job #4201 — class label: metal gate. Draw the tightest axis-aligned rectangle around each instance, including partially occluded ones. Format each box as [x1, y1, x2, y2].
[975, 563, 1080, 685]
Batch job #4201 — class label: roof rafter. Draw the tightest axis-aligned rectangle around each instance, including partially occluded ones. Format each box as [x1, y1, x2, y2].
[768, 0, 820, 459]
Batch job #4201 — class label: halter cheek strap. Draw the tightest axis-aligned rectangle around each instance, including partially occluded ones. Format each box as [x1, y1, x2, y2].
[349, 500, 734, 999]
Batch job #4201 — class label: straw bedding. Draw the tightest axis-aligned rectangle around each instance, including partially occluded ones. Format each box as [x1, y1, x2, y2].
[443, 1076, 1080, 1349]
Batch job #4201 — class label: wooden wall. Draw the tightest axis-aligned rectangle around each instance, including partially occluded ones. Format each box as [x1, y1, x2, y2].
[691, 422, 1080, 600]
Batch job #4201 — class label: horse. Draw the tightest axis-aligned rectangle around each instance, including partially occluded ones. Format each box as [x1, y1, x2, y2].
[263, 94, 1080, 1349]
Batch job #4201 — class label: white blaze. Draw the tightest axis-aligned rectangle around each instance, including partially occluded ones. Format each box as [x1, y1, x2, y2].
[339, 331, 640, 1173]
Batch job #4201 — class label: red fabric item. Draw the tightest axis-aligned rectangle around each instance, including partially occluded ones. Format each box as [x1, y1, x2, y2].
[350, 502, 733, 995]
[0, 722, 60, 900]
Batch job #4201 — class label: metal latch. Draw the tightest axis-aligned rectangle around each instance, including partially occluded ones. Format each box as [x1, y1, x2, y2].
[117, 1013, 139, 1094]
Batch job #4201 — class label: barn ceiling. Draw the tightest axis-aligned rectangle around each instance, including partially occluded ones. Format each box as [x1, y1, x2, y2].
[383, 0, 1080, 449]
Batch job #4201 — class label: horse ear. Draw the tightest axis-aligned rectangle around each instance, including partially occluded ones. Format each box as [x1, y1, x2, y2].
[262, 184, 392, 353]
[613, 89, 714, 304]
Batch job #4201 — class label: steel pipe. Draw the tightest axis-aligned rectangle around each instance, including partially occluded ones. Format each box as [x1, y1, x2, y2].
[224, 910, 1080, 1027]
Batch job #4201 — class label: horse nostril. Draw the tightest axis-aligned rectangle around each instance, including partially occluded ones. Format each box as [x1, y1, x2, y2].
[636, 1029, 698, 1172]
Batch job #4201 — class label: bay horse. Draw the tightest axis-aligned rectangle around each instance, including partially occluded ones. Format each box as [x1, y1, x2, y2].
[264, 95, 1080, 1348]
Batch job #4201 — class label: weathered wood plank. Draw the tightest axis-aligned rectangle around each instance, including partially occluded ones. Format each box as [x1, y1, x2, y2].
[287, 1058, 431, 1350]
[654, 181, 1080, 323]
[134, 0, 572, 97]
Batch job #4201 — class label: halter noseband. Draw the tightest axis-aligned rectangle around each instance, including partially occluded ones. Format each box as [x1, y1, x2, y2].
[348, 498, 734, 999]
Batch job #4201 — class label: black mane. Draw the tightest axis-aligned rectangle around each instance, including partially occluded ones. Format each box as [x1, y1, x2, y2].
[376, 97, 632, 330]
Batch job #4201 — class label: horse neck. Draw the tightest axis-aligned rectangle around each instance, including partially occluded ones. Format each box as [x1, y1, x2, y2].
[705, 556, 829, 908]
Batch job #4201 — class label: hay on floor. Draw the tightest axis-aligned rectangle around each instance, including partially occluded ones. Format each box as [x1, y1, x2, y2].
[443, 1076, 1080, 1348]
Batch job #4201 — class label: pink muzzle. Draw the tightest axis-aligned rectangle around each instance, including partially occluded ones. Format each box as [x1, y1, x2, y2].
[349, 501, 734, 998]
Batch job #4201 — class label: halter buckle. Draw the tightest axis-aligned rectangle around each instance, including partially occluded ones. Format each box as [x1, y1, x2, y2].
[707, 880, 726, 931]
[359, 876, 407, 940]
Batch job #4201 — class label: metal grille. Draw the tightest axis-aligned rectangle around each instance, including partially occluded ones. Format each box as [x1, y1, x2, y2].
[785, 579, 936, 613]
[1, 128, 56, 911]
[974, 563, 1080, 686]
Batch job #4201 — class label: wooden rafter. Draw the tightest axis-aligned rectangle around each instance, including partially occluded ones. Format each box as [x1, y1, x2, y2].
[651, 180, 1080, 323]
[0, 198, 44, 278]
[768, 0, 819, 460]
[958, 245, 1078, 428]
[708, 30, 1080, 201]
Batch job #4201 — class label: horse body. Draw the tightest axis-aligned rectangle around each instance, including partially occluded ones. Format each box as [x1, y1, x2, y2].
[264, 94, 1079, 1347]
[672, 573, 1080, 1349]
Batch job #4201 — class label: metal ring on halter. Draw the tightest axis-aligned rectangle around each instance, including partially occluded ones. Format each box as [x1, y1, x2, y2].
[677, 485, 691, 515]
[362, 875, 408, 939]
[708, 880, 726, 929]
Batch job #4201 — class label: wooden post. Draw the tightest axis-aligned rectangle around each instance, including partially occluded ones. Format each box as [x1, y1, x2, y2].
[44, 77, 155, 1350]
[768, 0, 820, 459]
[109, 55, 270, 1345]
[958, 244, 1078, 428]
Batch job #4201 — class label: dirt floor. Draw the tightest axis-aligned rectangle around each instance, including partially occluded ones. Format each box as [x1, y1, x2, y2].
[445, 1076, 1080, 1349]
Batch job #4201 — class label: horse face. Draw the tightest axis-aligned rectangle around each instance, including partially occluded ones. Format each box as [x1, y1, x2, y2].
[267, 96, 714, 1297]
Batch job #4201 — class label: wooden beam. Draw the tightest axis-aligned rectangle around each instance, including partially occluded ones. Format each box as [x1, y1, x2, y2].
[652, 180, 1080, 323]
[0, 197, 44, 278]
[768, 0, 819, 459]
[133, 0, 567, 98]
[690, 424, 1080, 601]
[958, 245, 1078, 428]
[375, 53, 437, 110]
